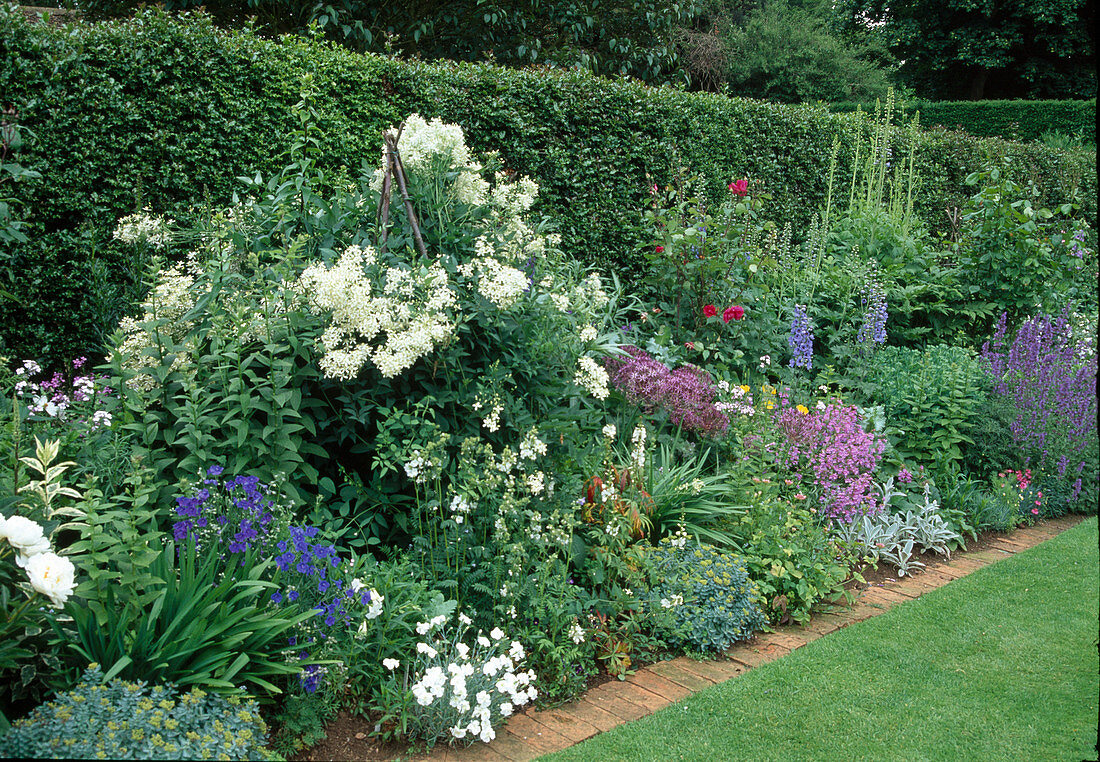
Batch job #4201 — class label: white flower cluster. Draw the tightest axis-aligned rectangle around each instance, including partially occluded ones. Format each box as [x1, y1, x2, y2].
[459, 255, 530, 310]
[113, 210, 173, 249]
[630, 424, 648, 474]
[716, 380, 755, 417]
[660, 594, 684, 609]
[372, 115, 489, 207]
[297, 246, 456, 381]
[404, 450, 432, 483]
[518, 428, 547, 461]
[579, 324, 598, 343]
[400, 613, 536, 746]
[450, 494, 473, 524]
[113, 262, 199, 393]
[669, 526, 690, 549]
[573, 356, 610, 400]
[602, 423, 617, 441]
[0, 515, 76, 608]
[473, 391, 506, 433]
[568, 620, 586, 644]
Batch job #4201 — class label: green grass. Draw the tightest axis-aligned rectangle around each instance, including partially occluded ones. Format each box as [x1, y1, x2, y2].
[541, 517, 1099, 762]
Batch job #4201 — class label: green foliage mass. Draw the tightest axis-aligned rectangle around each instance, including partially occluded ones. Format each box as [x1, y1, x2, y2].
[860, 344, 988, 473]
[832, 0, 1095, 101]
[76, 0, 695, 86]
[1, 7, 1095, 364]
[828, 99, 1098, 145]
[0, 665, 274, 760]
[644, 537, 766, 652]
[720, 0, 891, 104]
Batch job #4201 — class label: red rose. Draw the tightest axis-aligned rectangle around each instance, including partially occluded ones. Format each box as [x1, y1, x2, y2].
[655, 245, 664, 253]
[723, 305, 745, 322]
[728, 179, 748, 197]
[703, 304, 718, 318]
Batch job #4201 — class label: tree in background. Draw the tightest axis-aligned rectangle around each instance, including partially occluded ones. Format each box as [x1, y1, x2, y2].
[76, 0, 697, 86]
[677, 0, 893, 101]
[833, 0, 1097, 100]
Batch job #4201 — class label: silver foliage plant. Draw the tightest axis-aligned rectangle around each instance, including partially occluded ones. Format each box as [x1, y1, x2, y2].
[834, 477, 962, 576]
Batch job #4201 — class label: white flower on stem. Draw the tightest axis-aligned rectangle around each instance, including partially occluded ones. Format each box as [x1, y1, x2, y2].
[2, 516, 51, 567]
[416, 642, 438, 658]
[24, 552, 76, 608]
[489, 627, 505, 641]
[500, 701, 514, 717]
[579, 325, 598, 343]
[365, 590, 384, 619]
[508, 641, 525, 661]
[383, 658, 400, 671]
[602, 423, 617, 440]
[569, 621, 585, 644]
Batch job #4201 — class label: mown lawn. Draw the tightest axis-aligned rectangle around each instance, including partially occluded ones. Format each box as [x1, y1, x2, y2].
[541, 517, 1099, 762]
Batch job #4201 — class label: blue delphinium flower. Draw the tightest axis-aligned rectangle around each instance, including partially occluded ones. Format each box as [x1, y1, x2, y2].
[788, 304, 814, 370]
[857, 282, 888, 348]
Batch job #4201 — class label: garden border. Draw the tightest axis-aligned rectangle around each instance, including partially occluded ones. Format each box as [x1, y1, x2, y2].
[368, 514, 1087, 762]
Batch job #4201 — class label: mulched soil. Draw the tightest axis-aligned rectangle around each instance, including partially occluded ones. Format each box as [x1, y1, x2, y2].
[282, 518, 1077, 762]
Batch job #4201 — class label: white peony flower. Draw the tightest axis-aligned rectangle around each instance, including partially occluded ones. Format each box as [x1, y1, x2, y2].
[25, 552, 76, 608]
[2, 516, 51, 567]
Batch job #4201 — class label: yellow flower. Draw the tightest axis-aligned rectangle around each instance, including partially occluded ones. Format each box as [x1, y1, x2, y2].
[796, 404, 809, 414]
[765, 400, 775, 410]
[762, 384, 776, 395]
[739, 384, 750, 394]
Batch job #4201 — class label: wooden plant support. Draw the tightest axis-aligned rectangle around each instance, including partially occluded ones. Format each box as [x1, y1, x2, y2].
[377, 123, 429, 259]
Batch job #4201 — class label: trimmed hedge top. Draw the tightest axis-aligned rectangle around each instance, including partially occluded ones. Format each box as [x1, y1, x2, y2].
[1, 7, 1096, 362]
[828, 98, 1097, 144]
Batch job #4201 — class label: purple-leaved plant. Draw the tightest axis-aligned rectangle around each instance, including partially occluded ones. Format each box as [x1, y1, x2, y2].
[605, 347, 729, 437]
[982, 309, 1098, 509]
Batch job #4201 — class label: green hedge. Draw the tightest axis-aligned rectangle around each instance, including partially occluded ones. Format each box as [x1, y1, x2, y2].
[1, 8, 1096, 363]
[829, 98, 1097, 144]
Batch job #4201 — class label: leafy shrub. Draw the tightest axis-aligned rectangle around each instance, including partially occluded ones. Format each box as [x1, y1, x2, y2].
[955, 163, 1094, 331]
[962, 395, 1023, 479]
[717, 499, 849, 626]
[861, 344, 988, 473]
[643, 536, 765, 652]
[2, 6, 1094, 363]
[0, 665, 272, 760]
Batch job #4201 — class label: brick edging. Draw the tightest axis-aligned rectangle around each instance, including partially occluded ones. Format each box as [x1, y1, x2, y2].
[415, 515, 1087, 762]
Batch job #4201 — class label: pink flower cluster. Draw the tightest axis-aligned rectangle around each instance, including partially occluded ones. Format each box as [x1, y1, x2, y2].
[14, 358, 114, 429]
[605, 347, 729, 437]
[774, 402, 886, 522]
